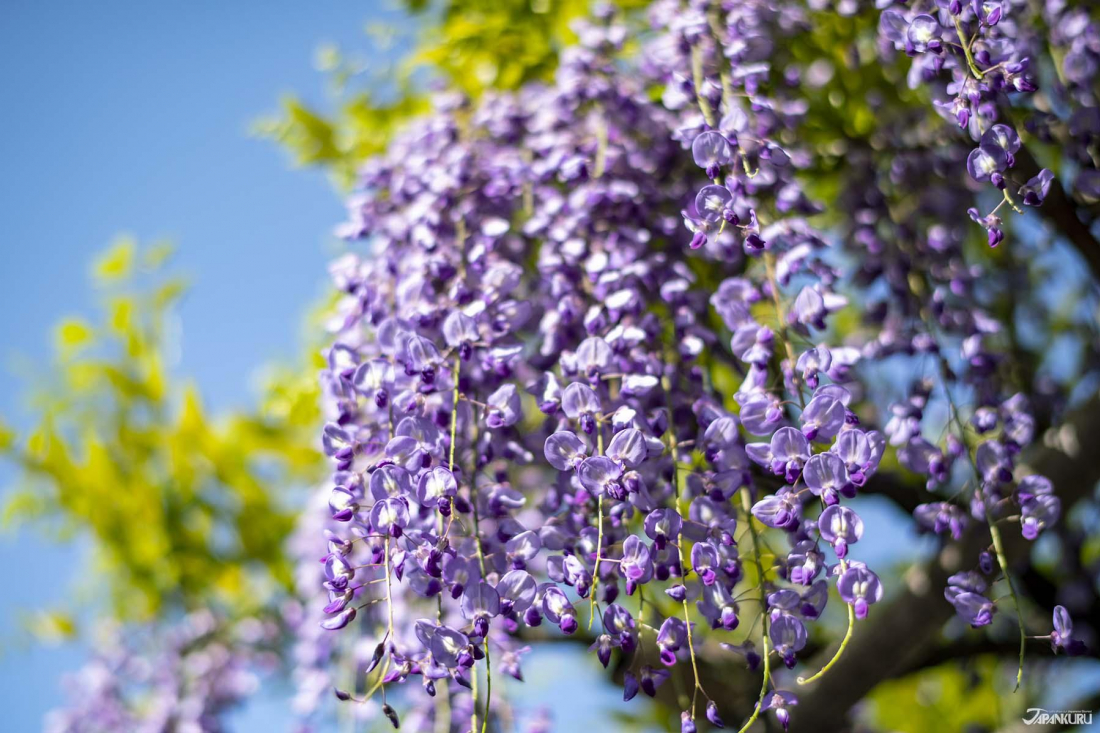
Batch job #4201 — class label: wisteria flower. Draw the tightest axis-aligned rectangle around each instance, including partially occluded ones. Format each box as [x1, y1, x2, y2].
[837, 565, 883, 619]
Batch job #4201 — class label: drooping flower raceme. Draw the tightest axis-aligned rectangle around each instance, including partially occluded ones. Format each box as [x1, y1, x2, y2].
[306, 2, 1073, 731]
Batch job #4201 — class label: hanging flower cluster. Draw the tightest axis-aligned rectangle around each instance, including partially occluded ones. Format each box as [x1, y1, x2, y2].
[308, 1, 1085, 731]
[44, 612, 277, 733]
[877, 0, 1058, 246]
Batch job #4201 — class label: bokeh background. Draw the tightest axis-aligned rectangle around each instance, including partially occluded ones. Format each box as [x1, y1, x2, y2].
[0, 3, 395, 728]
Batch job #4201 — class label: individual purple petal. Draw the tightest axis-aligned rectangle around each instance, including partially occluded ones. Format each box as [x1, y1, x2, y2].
[751, 490, 802, 530]
[1050, 605, 1086, 654]
[656, 616, 687, 666]
[606, 428, 648, 468]
[761, 690, 798, 731]
[802, 453, 851, 503]
[691, 541, 720, 586]
[706, 701, 725, 729]
[644, 508, 683, 547]
[639, 665, 670, 697]
[1019, 169, 1054, 206]
[695, 184, 734, 220]
[738, 392, 784, 435]
[505, 531, 542, 570]
[416, 466, 457, 506]
[837, 565, 883, 619]
[1020, 494, 1060, 540]
[770, 427, 811, 482]
[966, 143, 1009, 181]
[623, 671, 639, 701]
[430, 626, 471, 668]
[913, 502, 968, 540]
[982, 124, 1020, 155]
[544, 430, 588, 471]
[906, 15, 942, 54]
[485, 384, 521, 428]
[792, 287, 826, 330]
[692, 131, 734, 178]
[795, 345, 831, 389]
[620, 535, 654, 591]
[578, 456, 625, 499]
[370, 498, 410, 537]
[328, 486, 359, 522]
[562, 382, 601, 433]
[769, 614, 807, 667]
[817, 505, 862, 558]
[800, 387, 848, 442]
[320, 606, 357, 631]
[442, 310, 480, 354]
[370, 464, 414, 500]
[946, 590, 995, 627]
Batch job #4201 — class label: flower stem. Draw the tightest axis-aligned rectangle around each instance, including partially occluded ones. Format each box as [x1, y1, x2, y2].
[690, 43, 718, 129]
[593, 103, 609, 179]
[986, 505, 1027, 692]
[705, 6, 734, 118]
[590, 427, 606, 629]
[954, 18, 986, 79]
[737, 485, 772, 733]
[1002, 186, 1024, 214]
[467, 406, 493, 727]
[364, 537, 396, 701]
[936, 354, 1027, 693]
[662, 366, 707, 714]
[764, 252, 804, 410]
[796, 560, 854, 685]
[481, 644, 492, 733]
[471, 664, 479, 733]
[449, 354, 460, 472]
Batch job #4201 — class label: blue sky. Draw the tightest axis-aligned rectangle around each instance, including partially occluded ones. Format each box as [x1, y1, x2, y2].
[0, 2, 404, 728]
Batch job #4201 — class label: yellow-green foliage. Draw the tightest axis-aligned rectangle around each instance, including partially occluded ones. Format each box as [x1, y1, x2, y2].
[257, 0, 647, 185]
[1, 238, 323, 621]
[868, 659, 1019, 731]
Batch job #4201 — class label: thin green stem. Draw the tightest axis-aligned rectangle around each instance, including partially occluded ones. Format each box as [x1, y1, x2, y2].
[690, 43, 718, 129]
[449, 355, 460, 471]
[936, 354, 1027, 692]
[737, 485, 772, 733]
[364, 538, 395, 701]
[590, 427, 606, 629]
[764, 253, 805, 410]
[434, 679, 451, 733]
[986, 505, 1027, 691]
[481, 644, 492, 733]
[953, 18, 986, 79]
[662, 366, 707, 716]
[470, 664, 478, 733]
[796, 560, 855, 685]
[705, 7, 734, 118]
[467, 406, 492, 726]
[593, 103, 609, 179]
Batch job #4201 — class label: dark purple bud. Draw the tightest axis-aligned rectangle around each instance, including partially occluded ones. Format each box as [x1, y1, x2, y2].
[382, 703, 400, 729]
[666, 585, 687, 602]
[623, 671, 639, 701]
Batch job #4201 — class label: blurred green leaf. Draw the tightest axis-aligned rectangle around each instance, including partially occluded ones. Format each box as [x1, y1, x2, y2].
[3, 240, 325, 620]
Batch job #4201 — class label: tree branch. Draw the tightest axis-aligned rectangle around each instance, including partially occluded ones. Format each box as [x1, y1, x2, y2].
[1014, 143, 1100, 282]
[786, 390, 1100, 733]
